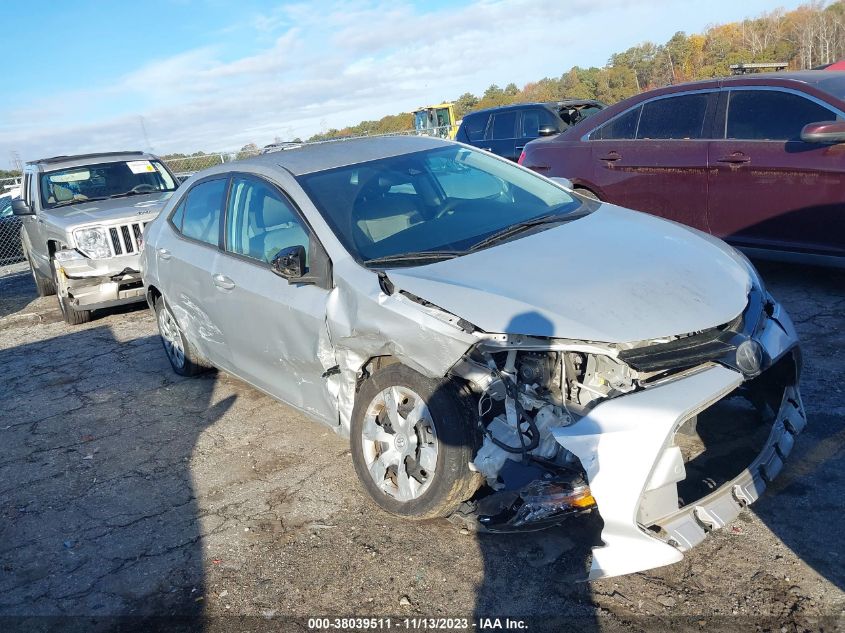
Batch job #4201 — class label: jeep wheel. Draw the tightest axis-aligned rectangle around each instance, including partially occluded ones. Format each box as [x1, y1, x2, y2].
[154, 296, 209, 376]
[29, 254, 55, 297]
[350, 364, 481, 519]
[51, 259, 91, 325]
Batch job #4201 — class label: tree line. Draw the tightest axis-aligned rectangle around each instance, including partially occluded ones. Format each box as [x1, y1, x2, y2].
[307, 0, 845, 141]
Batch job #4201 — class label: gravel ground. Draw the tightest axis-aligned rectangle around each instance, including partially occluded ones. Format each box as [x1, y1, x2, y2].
[0, 261, 843, 633]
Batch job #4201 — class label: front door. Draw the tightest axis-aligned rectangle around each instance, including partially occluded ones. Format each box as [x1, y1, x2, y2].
[215, 174, 336, 424]
[707, 88, 845, 256]
[590, 91, 715, 231]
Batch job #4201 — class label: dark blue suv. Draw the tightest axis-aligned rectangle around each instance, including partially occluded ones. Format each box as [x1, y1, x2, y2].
[455, 100, 604, 161]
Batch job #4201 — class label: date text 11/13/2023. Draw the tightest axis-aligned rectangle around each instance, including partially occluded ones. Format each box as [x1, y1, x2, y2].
[307, 617, 528, 630]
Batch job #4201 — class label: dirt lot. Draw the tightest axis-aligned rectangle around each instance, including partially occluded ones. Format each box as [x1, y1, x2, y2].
[0, 261, 843, 632]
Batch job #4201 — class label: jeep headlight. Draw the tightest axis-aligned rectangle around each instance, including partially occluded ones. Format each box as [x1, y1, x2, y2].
[73, 227, 111, 259]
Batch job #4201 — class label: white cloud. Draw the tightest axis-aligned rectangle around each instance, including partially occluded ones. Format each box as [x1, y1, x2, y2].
[0, 0, 779, 164]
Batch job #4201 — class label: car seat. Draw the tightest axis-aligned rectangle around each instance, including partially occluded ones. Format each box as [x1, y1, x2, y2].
[249, 194, 309, 264]
[352, 173, 421, 245]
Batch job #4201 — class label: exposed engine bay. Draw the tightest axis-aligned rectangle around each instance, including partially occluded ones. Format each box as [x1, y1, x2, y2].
[453, 343, 644, 531]
[445, 285, 804, 579]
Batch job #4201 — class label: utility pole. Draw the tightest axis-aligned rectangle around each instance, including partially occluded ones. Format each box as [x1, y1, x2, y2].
[139, 116, 153, 152]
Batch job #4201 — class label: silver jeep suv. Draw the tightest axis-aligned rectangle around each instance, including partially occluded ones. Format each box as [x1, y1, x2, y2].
[13, 151, 179, 324]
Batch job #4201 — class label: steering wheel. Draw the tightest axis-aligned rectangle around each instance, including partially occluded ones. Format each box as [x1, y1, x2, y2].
[434, 199, 460, 219]
[129, 184, 156, 194]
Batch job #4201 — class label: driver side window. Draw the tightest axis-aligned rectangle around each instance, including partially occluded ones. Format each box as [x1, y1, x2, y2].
[225, 176, 310, 265]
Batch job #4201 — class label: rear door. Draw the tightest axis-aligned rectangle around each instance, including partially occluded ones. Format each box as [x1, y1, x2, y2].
[483, 110, 519, 161]
[707, 87, 845, 256]
[214, 174, 336, 424]
[155, 176, 233, 368]
[589, 91, 716, 230]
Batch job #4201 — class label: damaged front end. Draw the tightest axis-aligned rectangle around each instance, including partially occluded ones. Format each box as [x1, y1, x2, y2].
[451, 281, 804, 578]
[54, 248, 146, 310]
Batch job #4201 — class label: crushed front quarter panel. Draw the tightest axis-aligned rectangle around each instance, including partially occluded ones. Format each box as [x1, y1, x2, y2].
[325, 263, 480, 435]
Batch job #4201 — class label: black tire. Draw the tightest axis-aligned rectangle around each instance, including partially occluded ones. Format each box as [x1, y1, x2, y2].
[29, 254, 55, 297]
[51, 259, 91, 325]
[350, 364, 481, 519]
[154, 296, 209, 376]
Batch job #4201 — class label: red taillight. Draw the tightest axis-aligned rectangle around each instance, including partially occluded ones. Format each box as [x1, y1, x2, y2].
[517, 151, 526, 165]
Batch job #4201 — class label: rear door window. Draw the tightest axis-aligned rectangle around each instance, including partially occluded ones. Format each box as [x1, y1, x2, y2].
[173, 178, 227, 247]
[592, 106, 641, 140]
[726, 89, 839, 141]
[489, 111, 517, 140]
[636, 93, 710, 140]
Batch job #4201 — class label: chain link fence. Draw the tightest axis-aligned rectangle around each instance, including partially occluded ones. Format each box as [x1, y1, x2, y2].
[0, 176, 26, 277]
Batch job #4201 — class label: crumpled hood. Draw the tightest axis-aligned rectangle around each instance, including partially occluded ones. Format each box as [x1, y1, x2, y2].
[387, 205, 752, 344]
[47, 192, 173, 232]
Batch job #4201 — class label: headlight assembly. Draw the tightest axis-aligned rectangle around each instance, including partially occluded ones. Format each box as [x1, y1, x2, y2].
[73, 227, 112, 259]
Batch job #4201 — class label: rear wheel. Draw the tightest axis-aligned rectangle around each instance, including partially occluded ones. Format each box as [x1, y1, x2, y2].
[154, 296, 209, 376]
[29, 254, 55, 297]
[350, 364, 481, 519]
[52, 259, 91, 325]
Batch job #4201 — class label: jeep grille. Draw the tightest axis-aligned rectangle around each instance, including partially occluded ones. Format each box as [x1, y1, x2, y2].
[107, 222, 149, 256]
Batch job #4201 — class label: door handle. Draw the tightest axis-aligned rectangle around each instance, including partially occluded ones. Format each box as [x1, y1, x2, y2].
[515, 145, 525, 151]
[158, 248, 171, 260]
[717, 153, 751, 164]
[599, 151, 622, 162]
[212, 273, 235, 290]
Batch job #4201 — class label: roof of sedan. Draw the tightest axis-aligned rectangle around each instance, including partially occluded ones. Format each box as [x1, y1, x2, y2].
[643, 70, 845, 94]
[234, 135, 451, 176]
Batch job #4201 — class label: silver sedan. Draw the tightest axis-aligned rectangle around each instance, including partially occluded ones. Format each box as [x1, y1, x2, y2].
[141, 136, 804, 579]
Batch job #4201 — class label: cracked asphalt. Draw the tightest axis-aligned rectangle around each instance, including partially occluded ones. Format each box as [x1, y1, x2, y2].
[0, 261, 843, 632]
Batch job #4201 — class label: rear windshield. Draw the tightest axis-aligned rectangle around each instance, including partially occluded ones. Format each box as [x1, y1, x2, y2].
[40, 159, 177, 209]
[817, 75, 845, 102]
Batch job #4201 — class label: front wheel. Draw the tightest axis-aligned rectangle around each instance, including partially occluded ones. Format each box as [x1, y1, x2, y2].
[52, 259, 91, 325]
[29, 253, 55, 297]
[350, 364, 481, 519]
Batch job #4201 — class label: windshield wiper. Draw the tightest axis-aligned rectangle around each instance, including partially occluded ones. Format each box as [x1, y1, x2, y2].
[364, 250, 464, 268]
[109, 190, 156, 199]
[467, 212, 573, 252]
[51, 196, 110, 208]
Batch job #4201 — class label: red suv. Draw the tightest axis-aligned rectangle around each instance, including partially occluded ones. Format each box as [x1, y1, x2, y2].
[519, 71, 845, 267]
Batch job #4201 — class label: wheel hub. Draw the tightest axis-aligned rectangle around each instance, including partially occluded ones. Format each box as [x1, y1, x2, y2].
[393, 434, 408, 452]
[360, 385, 438, 502]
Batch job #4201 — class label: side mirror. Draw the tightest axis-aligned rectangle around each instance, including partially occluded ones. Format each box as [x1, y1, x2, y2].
[538, 126, 559, 137]
[800, 120, 845, 144]
[270, 245, 307, 282]
[550, 177, 573, 189]
[11, 199, 34, 216]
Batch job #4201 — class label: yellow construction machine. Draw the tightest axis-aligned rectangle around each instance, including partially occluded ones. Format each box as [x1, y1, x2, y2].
[413, 103, 459, 139]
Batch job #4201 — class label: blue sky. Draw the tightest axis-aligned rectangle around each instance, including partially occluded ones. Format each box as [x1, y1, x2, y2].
[1, 0, 806, 166]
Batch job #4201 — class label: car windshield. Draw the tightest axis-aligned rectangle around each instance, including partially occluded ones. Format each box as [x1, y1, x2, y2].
[40, 159, 177, 209]
[297, 145, 586, 265]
